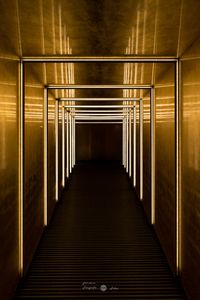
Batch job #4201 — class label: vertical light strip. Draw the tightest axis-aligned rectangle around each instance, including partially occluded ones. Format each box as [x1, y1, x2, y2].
[133, 102, 137, 187]
[44, 88, 48, 225]
[140, 99, 143, 200]
[18, 60, 24, 275]
[122, 118, 125, 166]
[127, 38, 131, 99]
[67, 38, 71, 97]
[66, 110, 69, 178]
[123, 62, 126, 98]
[59, 3, 65, 188]
[55, 100, 59, 201]
[71, 116, 74, 168]
[127, 42, 131, 177]
[129, 109, 132, 177]
[69, 113, 72, 173]
[73, 116, 75, 167]
[131, 27, 135, 101]
[126, 110, 129, 173]
[151, 0, 158, 85]
[150, 87, 155, 224]
[74, 117, 76, 166]
[63, 25, 68, 98]
[124, 118, 127, 169]
[63, 28, 69, 177]
[52, 0, 58, 99]
[125, 49, 128, 98]
[176, 1, 183, 58]
[58, 4, 63, 54]
[58, 3, 65, 99]
[71, 49, 75, 168]
[123, 63, 126, 168]
[40, 0, 47, 84]
[72, 47, 75, 166]
[71, 53, 75, 98]
[175, 59, 181, 274]
[125, 48, 128, 173]
[134, 9, 140, 99]
[16, 0, 23, 57]
[62, 103, 65, 187]
[122, 119, 124, 165]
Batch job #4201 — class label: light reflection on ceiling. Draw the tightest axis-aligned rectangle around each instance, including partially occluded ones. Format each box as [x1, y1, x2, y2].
[0, 0, 200, 122]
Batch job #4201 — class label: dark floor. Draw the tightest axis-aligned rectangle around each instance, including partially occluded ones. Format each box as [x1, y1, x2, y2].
[15, 161, 186, 299]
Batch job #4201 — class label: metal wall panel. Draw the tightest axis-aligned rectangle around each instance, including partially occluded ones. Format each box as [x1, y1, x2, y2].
[23, 75, 44, 272]
[0, 59, 19, 300]
[181, 39, 200, 300]
[154, 66, 176, 272]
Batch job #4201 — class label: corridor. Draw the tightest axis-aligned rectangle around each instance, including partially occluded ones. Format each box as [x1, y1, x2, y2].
[1, 0, 200, 299]
[15, 162, 185, 299]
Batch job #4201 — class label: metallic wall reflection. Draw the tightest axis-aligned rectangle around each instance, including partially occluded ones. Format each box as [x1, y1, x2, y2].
[0, 59, 19, 300]
[24, 70, 44, 272]
[181, 39, 200, 300]
[154, 66, 176, 272]
[1, 0, 200, 299]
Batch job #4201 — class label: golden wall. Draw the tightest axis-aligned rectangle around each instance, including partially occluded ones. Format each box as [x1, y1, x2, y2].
[181, 38, 200, 300]
[23, 65, 44, 272]
[0, 58, 19, 300]
[154, 65, 176, 272]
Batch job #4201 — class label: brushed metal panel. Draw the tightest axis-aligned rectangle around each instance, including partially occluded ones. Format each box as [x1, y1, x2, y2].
[1, 0, 200, 77]
[2, 0, 200, 89]
[154, 66, 176, 272]
[0, 0, 20, 56]
[0, 60, 19, 300]
[178, 0, 200, 57]
[4, 0, 197, 58]
[18, 0, 44, 56]
[181, 56, 200, 300]
[23, 84, 44, 272]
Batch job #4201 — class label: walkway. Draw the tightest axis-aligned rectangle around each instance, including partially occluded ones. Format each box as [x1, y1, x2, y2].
[15, 161, 186, 299]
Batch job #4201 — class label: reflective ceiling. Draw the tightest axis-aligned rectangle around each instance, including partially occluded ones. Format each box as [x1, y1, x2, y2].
[0, 0, 200, 89]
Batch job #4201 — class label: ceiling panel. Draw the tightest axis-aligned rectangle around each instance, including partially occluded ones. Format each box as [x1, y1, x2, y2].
[0, 0, 200, 88]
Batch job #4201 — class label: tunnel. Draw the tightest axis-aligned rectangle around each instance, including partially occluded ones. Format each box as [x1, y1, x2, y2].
[0, 0, 200, 299]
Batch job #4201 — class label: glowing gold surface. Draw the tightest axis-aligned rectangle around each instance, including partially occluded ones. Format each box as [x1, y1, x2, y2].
[181, 41, 200, 299]
[23, 69, 44, 271]
[1, 0, 200, 299]
[0, 59, 19, 300]
[154, 66, 176, 273]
